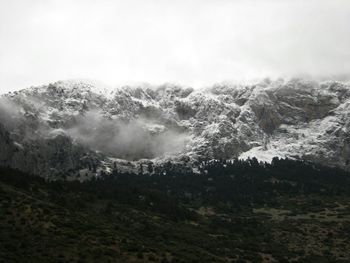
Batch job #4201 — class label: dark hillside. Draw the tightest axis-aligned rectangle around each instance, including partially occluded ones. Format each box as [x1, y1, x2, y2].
[1, 159, 350, 262]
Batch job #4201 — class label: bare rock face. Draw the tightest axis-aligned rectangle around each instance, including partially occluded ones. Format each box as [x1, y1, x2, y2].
[248, 79, 340, 133]
[1, 78, 350, 178]
[0, 124, 95, 178]
[249, 90, 281, 134]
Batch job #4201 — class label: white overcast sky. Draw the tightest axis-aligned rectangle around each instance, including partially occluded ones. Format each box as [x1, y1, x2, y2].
[0, 0, 350, 93]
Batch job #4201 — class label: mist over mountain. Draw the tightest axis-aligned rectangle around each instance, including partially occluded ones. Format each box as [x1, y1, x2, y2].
[64, 109, 189, 160]
[0, 78, 350, 178]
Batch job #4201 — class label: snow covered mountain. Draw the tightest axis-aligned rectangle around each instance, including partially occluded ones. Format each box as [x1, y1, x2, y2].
[1, 78, 350, 178]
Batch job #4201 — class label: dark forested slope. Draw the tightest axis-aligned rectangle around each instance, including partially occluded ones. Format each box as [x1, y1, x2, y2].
[1, 158, 350, 262]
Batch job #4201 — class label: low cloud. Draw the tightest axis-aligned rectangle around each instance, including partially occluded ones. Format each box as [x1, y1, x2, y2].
[0, 97, 188, 160]
[0, 98, 24, 130]
[65, 110, 189, 160]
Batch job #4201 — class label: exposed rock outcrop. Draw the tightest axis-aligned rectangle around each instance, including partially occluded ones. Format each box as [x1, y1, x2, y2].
[1, 78, 350, 178]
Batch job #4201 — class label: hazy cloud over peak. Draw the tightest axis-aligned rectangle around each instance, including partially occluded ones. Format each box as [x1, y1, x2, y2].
[0, 0, 349, 93]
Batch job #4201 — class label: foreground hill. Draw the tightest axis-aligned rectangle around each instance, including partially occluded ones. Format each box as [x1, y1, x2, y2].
[1, 158, 350, 262]
[1, 78, 350, 178]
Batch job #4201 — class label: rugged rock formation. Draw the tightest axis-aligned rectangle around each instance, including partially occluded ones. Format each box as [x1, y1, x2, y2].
[1, 78, 350, 178]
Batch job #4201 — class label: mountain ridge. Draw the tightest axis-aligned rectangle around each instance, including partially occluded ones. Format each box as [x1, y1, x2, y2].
[1, 78, 350, 178]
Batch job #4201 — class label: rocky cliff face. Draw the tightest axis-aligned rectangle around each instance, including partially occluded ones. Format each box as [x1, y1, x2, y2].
[1, 78, 350, 178]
